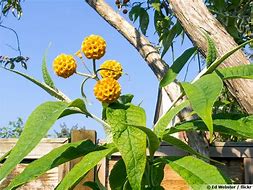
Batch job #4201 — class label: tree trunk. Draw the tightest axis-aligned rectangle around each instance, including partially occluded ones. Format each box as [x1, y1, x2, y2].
[169, 0, 253, 113]
[84, 0, 209, 156]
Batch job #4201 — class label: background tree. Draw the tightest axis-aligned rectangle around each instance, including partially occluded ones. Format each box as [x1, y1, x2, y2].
[0, 118, 85, 138]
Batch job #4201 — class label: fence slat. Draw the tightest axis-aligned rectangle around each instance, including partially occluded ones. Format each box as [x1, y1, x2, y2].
[70, 130, 97, 190]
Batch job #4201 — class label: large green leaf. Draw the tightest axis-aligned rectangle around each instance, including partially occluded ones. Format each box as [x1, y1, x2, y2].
[181, 73, 223, 139]
[164, 156, 230, 189]
[55, 144, 116, 190]
[42, 52, 56, 89]
[160, 47, 196, 87]
[109, 159, 127, 190]
[6, 140, 96, 190]
[3, 67, 70, 102]
[0, 101, 69, 181]
[216, 64, 253, 80]
[106, 103, 147, 190]
[130, 125, 160, 157]
[154, 100, 190, 139]
[166, 115, 253, 139]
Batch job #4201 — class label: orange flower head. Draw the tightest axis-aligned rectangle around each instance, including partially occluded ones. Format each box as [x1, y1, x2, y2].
[81, 35, 106, 60]
[53, 54, 77, 78]
[94, 78, 121, 103]
[99, 60, 123, 80]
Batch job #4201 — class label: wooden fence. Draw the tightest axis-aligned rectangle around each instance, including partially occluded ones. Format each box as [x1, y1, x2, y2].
[0, 130, 253, 190]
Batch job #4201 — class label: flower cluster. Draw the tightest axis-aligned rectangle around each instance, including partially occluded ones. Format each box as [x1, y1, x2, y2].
[93, 78, 121, 103]
[81, 35, 106, 60]
[53, 54, 77, 78]
[53, 34, 123, 104]
[99, 60, 123, 80]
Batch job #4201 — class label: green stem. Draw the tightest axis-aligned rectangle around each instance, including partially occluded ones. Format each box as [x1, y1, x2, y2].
[149, 158, 155, 188]
[80, 77, 90, 101]
[89, 112, 111, 130]
[92, 59, 99, 80]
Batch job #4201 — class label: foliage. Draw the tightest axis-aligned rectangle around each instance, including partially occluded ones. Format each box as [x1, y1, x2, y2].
[0, 56, 28, 70]
[123, 0, 252, 58]
[205, 0, 252, 44]
[53, 123, 86, 138]
[0, 0, 24, 19]
[0, 117, 23, 138]
[0, 118, 85, 139]
[0, 31, 253, 190]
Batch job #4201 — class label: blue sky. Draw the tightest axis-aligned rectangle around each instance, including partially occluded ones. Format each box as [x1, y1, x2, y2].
[0, 0, 198, 139]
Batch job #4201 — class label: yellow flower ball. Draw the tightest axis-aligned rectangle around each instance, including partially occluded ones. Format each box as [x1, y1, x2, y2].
[81, 35, 106, 60]
[94, 78, 121, 103]
[99, 60, 123, 80]
[53, 54, 77, 78]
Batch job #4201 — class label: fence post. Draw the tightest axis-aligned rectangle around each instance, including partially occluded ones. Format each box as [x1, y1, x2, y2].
[70, 130, 97, 190]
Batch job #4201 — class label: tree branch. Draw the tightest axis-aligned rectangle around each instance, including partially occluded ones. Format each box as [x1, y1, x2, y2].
[169, 0, 253, 113]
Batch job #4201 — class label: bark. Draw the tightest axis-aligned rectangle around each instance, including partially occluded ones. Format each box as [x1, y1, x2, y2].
[84, 0, 209, 156]
[169, 0, 253, 113]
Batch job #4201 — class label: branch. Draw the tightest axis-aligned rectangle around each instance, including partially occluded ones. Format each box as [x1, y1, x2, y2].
[0, 24, 22, 56]
[85, 0, 168, 80]
[169, 0, 253, 113]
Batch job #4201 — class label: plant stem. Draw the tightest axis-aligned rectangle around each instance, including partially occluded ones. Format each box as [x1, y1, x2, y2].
[92, 59, 99, 80]
[89, 112, 111, 130]
[76, 71, 94, 78]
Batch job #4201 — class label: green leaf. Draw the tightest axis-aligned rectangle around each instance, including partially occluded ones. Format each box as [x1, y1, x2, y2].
[83, 182, 100, 190]
[6, 140, 96, 190]
[162, 134, 218, 163]
[154, 100, 190, 139]
[152, 162, 165, 187]
[151, 2, 161, 11]
[118, 94, 134, 105]
[55, 145, 115, 190]
[204, 33, 217, 66]
[216, 64, 253, 80]
[166, 115, 253, 139]
[164, 156, 230, 189]
[3, 67, 70, 102]
[160, 47, 197, 87]
[129, 5, 141, 22]
[0, 101, 69, 181]
[130, 125, 160, 157]
[109, 159, 127, 190]
[59, 98, 91, 118]
[206, 38, 253, 74]
[181, 73, 223, 139]
[106, 104, 147, 190]
[42, 51, 56, 89]
[139, 8, 149, 35]
[161, 21, 182, 58]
